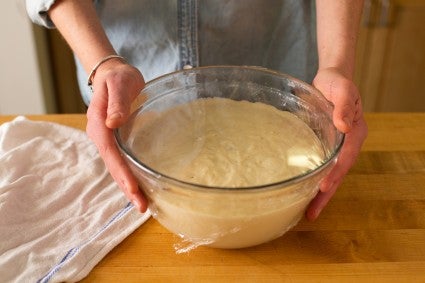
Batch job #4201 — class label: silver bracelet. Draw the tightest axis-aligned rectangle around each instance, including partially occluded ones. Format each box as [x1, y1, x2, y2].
[87, 55, 126, 90]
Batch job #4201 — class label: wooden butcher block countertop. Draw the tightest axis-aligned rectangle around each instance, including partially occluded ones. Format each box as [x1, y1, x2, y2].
[1, 113, 424, 282]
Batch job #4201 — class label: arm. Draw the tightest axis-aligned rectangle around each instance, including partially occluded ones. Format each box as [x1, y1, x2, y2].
[49, 0, 115, 71]
[48, 0, 147, 211]
[316, 0, 363, 80]
[306, 0, 368, 220]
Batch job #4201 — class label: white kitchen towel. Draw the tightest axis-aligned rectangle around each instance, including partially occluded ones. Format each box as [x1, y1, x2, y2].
[0, 116, 151, 282]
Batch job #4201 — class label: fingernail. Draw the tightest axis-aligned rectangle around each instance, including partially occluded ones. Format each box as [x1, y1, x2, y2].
[108, 113, 122, 122]
[307, 207, 320, 222]
[315, 206, 324, 219]
[343, 117, 352, 128]
[320, 180, 334, 193]
[132, 199, 142, 211]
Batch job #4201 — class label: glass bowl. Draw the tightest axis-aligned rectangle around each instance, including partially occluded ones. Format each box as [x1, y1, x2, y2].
[114, 66, 344, 250]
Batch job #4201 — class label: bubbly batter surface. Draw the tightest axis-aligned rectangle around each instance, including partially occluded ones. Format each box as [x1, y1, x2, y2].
[130, 97, 325, 187]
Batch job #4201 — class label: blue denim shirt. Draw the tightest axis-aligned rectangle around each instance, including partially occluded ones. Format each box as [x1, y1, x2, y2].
[27, 0, 318, 105]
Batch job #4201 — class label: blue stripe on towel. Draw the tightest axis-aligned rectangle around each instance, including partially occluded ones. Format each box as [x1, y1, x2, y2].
[37, 202, 134, 283]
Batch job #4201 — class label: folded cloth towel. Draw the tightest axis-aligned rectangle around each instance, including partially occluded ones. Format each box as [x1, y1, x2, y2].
[0, 117, 151, 282]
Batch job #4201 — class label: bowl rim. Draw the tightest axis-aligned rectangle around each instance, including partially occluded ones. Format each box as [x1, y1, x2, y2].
[114, 65, 345, 192]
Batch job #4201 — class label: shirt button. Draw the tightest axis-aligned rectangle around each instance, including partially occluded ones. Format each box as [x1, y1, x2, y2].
[183, 64, 193, 70]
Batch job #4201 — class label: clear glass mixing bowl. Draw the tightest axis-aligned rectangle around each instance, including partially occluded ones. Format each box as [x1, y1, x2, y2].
[115, 66, 344, 250]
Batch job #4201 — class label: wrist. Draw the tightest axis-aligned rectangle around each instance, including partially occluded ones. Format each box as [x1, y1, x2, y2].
[317, 61, 355, 81]
[87, 55, 127, 89]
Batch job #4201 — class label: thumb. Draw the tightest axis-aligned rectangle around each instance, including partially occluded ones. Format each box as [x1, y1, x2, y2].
[332, 93, 356, 134]
[105, 88, 133, 129]
[105, 78, 144, 129]
[316, 78, 358, 134]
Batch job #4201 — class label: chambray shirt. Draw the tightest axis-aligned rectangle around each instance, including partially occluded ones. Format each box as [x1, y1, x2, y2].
[26, 0, 318, 106]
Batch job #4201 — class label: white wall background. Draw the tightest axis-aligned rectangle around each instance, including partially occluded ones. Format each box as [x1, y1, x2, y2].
[0, 1, 48, 114]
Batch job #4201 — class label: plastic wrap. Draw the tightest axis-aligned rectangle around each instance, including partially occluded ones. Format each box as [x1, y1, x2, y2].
[115, 66, 344, 252]
[128, 153, 333, 253]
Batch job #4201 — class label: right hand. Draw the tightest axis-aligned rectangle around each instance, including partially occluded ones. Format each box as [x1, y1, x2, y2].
[86, 58, 148, 212]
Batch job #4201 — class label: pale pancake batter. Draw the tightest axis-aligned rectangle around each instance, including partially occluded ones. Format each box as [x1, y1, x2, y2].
[130, 97, 325, 187]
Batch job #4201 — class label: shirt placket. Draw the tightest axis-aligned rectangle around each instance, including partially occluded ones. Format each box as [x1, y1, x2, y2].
[177, 0, 199, 69]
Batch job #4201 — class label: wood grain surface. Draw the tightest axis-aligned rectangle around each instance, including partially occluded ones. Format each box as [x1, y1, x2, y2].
[1, 113, 424, 282]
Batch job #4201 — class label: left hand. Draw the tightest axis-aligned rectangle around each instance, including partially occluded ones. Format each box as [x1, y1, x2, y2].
[86, 60, 148, 212]
[306, 67, 368, 221]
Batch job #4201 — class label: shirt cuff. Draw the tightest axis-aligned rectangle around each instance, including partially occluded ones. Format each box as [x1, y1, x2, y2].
[25, 0, 57, 28]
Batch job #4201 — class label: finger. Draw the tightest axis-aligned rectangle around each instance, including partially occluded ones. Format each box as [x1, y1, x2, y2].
[305, 181, 339, 221]
[88, 113, 148, 212]
[320, 115, 367, 192]
[87, 87, 148, 212]
[307, 117, 368, 220]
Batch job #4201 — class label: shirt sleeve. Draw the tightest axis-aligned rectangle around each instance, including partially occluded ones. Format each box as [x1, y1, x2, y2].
[25, 0, 57, 28]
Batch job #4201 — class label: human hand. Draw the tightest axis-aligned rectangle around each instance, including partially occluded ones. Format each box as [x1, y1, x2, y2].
[306, 67, 368, 221]
[86, 58, 148, 212]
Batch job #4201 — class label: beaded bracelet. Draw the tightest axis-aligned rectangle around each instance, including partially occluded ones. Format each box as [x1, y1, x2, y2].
[87, 55, 126, 90]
